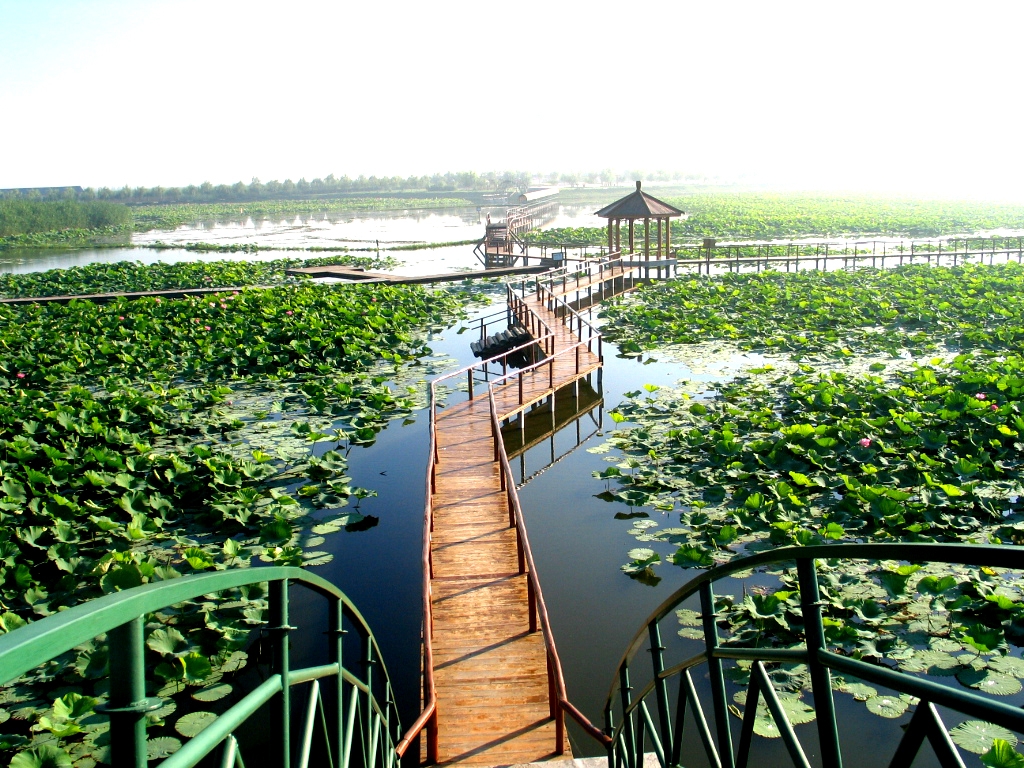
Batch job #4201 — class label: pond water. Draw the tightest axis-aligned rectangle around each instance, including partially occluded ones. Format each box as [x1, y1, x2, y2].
[0, 203, 606, 277]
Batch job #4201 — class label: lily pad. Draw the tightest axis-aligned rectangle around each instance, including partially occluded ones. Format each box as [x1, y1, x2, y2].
[192, 683, 232, 703]
[838, 682, 877, 701]
[987, 655, 1024, 678]
[957, 669, 1022, 696]
[175, 710, 217, 738]
[950, 721, 1018, 754]
[865, 695, 908, 718]
[146, 736, 182, 760]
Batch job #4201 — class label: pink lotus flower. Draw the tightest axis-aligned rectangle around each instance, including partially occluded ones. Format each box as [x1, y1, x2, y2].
[859, 438, 871, 448]
[992, 404, 999, 411]
[16, 373, 25, 379]
[232, 291, 239, 296]
[286, 311, 293, 316]
[204, 325, 211, 331]
[210, 302, 216, 307]
[220, 303, 227, 309]
[118, 316, 124, 321]
[154, 297, 162, 303]
[976, 393, 986, 400]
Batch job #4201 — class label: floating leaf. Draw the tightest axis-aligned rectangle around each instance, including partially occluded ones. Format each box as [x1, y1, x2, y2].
[146, 736, 182, 759]
[192, 683, 232, 703]
[865, 695, 908, 718]
[175, 711, 217, 738]
[838, 682, 877, 701]
[987, 655, 1024, 677]
[957, 670, 1022, 696]
[951, 721, 1018, 754]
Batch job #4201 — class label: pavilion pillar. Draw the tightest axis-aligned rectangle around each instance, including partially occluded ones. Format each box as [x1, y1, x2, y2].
[644, 217, 651, 279]
[665, 217, 672, 276]
[607, 219, 614, 254]
[657, 218, 663, 278]
[615, 219, 621, 252]
[628, 220, 634, 254]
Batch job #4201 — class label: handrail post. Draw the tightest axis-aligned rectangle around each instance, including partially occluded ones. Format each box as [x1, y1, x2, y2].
[798, 557, 843, 768]
[700, 582, 734, 768]
[364, 634, 375, 768]
[105, 616, 151, 768]
[467, 369, 474, 400]
[270, 579, 293, 768]
[619, 665, 638, 768]
[329, 598, 346, 768]
[648, 623, 673, 760]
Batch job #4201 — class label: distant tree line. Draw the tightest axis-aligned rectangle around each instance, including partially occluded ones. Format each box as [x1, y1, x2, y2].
[0, 169, 701, 207]
[0, 199, 132, 238]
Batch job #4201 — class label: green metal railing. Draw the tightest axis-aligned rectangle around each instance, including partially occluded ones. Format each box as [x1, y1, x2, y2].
[606, 543, 1024, 768]
[0, 567, 405, 768]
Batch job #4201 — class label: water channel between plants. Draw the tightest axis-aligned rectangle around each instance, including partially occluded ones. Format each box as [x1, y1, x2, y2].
[5, 206, 1018, 766]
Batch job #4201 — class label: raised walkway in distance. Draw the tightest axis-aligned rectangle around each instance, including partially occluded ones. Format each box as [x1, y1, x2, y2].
[426, 260, 636, 765]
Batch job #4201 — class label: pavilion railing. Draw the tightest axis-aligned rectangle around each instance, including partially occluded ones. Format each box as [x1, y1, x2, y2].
[0, 567, 403, 768]
[607, 543, 1024, 768]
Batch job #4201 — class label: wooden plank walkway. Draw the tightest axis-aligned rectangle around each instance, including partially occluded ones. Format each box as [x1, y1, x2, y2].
[429, 290, 603, 766]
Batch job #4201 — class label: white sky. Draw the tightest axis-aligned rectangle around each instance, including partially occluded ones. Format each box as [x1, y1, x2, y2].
[2, 0, 1022, 199]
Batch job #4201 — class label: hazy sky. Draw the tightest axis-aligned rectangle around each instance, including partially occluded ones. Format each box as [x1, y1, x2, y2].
[2, 0, 1022, 198]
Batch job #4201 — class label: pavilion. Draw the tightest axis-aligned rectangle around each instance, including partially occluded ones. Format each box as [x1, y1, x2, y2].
[595, 181, 684, 278]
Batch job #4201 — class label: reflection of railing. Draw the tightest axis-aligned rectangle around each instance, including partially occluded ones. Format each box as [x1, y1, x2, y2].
[507, 396, 602, 487]
[0, 568, 403, 768]
[607, 543, 1024, 768]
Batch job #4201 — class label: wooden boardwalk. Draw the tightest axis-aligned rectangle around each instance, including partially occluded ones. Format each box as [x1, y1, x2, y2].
[429, 283, 609, 765]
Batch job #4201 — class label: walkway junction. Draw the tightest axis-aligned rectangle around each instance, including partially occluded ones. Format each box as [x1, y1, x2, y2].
[3, 185, 1024, 768]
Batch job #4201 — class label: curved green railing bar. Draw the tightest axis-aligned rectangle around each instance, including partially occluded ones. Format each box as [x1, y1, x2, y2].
[0, 566, 403, 768]
[605, 543, 1024, 768]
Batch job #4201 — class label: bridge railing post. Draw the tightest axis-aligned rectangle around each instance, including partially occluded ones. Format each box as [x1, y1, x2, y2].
[269, 579, 293, 768]
[104, 617, 151, 768]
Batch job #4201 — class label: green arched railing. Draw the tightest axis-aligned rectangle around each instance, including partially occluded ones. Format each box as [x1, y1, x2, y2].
[0, 567, 404, 768]
[606, 543, 1024, 768]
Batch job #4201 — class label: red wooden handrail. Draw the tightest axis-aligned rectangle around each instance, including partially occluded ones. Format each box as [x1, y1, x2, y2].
[488, 388, 612, 749]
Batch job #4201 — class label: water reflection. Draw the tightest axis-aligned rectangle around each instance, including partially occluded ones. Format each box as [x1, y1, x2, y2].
[1, 204, 604, 277]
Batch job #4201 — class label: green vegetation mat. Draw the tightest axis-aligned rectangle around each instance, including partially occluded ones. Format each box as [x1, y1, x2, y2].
[0, 256, 394, 299]
[524, 192, 1024, 245]
[595, 262, 1024, 750]
[599, 262, 1024, 358]
[0, 278, 471, 763]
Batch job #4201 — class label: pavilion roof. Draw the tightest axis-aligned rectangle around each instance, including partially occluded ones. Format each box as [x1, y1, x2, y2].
[594, 181, 684, 219]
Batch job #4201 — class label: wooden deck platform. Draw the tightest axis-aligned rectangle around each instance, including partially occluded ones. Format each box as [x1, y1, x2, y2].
[429, 290, 603, 766]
